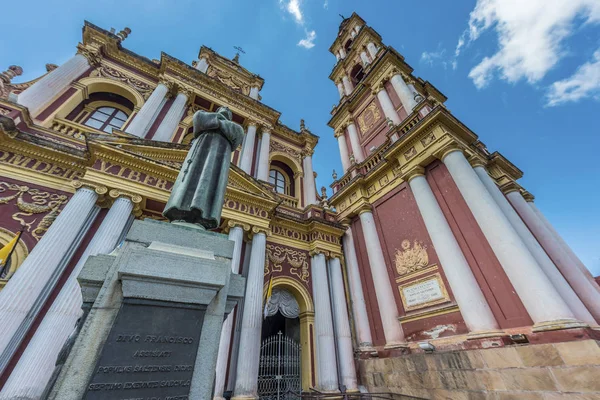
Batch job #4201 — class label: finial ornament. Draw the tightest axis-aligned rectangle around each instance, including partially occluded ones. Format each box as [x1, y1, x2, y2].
[349, 154, 356, 165]
[0, 66, 23, 85]
[386, 117, 394, 128]
[233, 46, 245, 64]
[117, 27, 131, 42]
[332, 169, 338, 180]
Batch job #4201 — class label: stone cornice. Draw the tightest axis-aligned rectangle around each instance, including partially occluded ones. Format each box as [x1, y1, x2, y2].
[198, 46, 264, 89]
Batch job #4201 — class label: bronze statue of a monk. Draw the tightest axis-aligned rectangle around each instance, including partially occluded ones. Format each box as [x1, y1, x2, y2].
[163, 107, 244, 229]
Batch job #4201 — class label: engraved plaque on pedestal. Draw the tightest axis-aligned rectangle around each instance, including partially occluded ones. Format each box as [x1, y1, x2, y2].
[84, 299, 205, 400]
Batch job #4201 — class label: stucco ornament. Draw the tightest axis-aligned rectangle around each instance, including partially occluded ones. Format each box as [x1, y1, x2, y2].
[395, 239, 429, 276]
[163, 107, 244, 229]
[264, 288, 300, 319]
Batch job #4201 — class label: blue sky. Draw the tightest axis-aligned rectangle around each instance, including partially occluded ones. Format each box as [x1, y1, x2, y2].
[2, 0, 599, 274]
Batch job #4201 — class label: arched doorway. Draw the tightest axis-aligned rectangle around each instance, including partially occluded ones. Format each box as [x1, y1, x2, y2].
[259, 288, 301, 399]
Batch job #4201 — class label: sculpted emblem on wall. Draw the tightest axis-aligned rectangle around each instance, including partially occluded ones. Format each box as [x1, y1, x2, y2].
[395, 239, 429, 276]
[357, 102, 381, 135]
[265, 243, 310, 283]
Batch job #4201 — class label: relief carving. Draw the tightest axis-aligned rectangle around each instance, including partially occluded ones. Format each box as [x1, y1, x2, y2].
[269, 140, 302, 162]
[395, 239, 430, 276]
[265, 243, 310, 284]
[206, 67, 250, 96]
[91, 65, 153, 99]
[357, 102, 381, 135]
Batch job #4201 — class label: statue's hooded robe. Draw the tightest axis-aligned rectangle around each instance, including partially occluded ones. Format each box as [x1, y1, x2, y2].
[163, 107, 244, 229]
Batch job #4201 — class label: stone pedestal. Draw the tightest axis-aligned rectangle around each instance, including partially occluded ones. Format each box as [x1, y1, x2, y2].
[45, 219, 245, 400]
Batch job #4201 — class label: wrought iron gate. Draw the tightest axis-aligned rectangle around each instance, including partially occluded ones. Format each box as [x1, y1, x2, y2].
[257, 331, 301, 399]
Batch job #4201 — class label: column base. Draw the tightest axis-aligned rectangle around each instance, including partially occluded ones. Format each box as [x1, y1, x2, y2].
[383, 341, 409, 350]
[532, 319, 589, 333]
[231, 395, 259, 400]
[358, 345, 377, 353]
[466, 329, 506, 340]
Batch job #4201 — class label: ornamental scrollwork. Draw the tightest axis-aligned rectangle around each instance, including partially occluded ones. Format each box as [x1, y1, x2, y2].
[269, 140, 303, 162]
[206, 67, 251, 96]
[0, 182, 69, 240]
[265, 243, 310, 284]
[90, 65, 153, 100]
[395, 239, 430, 276]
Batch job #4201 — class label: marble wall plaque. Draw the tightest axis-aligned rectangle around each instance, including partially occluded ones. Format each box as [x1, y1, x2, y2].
[84, 299, 205, 400]
[399, 273, 449, 311]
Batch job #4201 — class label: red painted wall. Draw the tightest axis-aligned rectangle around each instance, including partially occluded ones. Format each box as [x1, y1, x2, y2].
[426, 161, 532, 328]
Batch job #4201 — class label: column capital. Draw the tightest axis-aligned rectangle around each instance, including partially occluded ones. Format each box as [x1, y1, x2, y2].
[249, 226, 271, 239]
[469, 156, 487, 169]
[224, 220, 251, 233]
[370, 83, 385, 95]
[179, 87, 194, 102]
[76, 44, 102, 67]
[309, 249, 329, 258]
[521, 190, 535, 202]
[334, 129, 345, 138]
[402, 165, 425, 182]
[499, 181, 521, 195]
[356, 204, 373, 216]
[71, 179, 108, 196]
[294, 171, 304, 179]
[435, 143, 465, 161]
[246, 119, 259, 128]
[108, 189, 143, 216]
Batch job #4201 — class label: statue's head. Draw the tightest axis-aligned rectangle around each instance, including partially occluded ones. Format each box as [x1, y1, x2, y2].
[216, 106, 233, 121]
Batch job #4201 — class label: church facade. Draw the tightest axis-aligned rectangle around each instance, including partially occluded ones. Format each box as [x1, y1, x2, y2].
[0, 12, 599, 400]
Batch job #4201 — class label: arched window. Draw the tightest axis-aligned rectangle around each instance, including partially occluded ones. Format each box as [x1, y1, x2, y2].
[84, 106, 129, 133]
[269, 168, 289, 195]
[350, 64, 365, 86]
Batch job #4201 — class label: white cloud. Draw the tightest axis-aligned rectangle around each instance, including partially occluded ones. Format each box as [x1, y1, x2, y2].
[460, 0, 600, 89]
[280, 0, 303, 25]
[323, 0, 328, 9]
[298, 30, 316, 49]
[546, 49, 600, 106]
[420, 48, 448, 69]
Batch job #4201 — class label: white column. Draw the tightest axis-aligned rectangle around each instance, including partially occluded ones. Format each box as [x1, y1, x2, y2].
[303, 154, 317, 205]
[507, 191, 600, 322]
[337, 82, 345, 98]
[342, 76, 353, 96]
[340, 48, 347, 59]
[342, 229, 373, 348]
[367, 43, 378, 59]
[152, 91, 188, 142]
[390, 74, 417, 113]
[214, 225, 244, 400]
[375, 87, 401, 125]
[239, 124, 257, 174]
[195, 57, 209, 73]
[360, 51, 370, 67]
[232, 231, 266, 400]
[474, 167, 596, 325]
[17, 54, 90, 117]
[256, 130, 271, 181]
[328, 257, 358, 392]
[346, 123, 364, 163]
[0, 188, 98, 366]
[125, 83, 169, 137]
[336, 132, 351, 173]
[442, 149, 578, 329]
[335, 53, 341, 62]
[358, 210, 405, 346]
[249, 87, 260, 100]
[1, 197, 133, 400]
[530, 202, 597, 282]
[408, 173, 500, 334]
[311, 253, 339, 393]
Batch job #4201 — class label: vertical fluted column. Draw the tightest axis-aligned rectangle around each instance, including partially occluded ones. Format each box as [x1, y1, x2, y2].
[474, 167, 596, 325]
[1, 195, 134, 400]
[335, 131, 351, 173]
[407, 170, 500, 334]
[346, 123, 364, 163]
[311, 253, 339, 393]
[360, 51, 370, 67]
[303, 152, 317, 205]
[358, 209, 406, 346]
[530, 202, 597, 281]
[256, 130, 271, 181]
[367, 43, 378, 59]
[0, 186, 99, 375]
[342, 228, 373, 348]
[125, 83, 169, 137]
[239, 123, 257, 174]
[152, 91, 189, 142]
[328, 257, 358, 392]
[507, 190, 600, 321]
[442, 148, 580, 330]
[17, 53, 91, 117]
[214, 224, 245, 400]
[342, 76, 353, 96]
[195, 57, 209, 73]
[374, 86, 401, 125]
[390, 74, 417, 113]
[337, 81, 345, 99]
[232, 231, 266, 400]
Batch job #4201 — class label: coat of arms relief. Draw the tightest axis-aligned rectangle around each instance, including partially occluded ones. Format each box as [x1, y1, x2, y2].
[395, 239, 430, 276]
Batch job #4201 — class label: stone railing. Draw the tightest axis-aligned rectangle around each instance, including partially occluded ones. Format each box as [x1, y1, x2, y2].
[279, 193, 299, 209]
[50, 118, 94, 140]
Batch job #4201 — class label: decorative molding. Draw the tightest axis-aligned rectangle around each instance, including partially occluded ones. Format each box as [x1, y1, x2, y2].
[394, 239, 430, 276]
